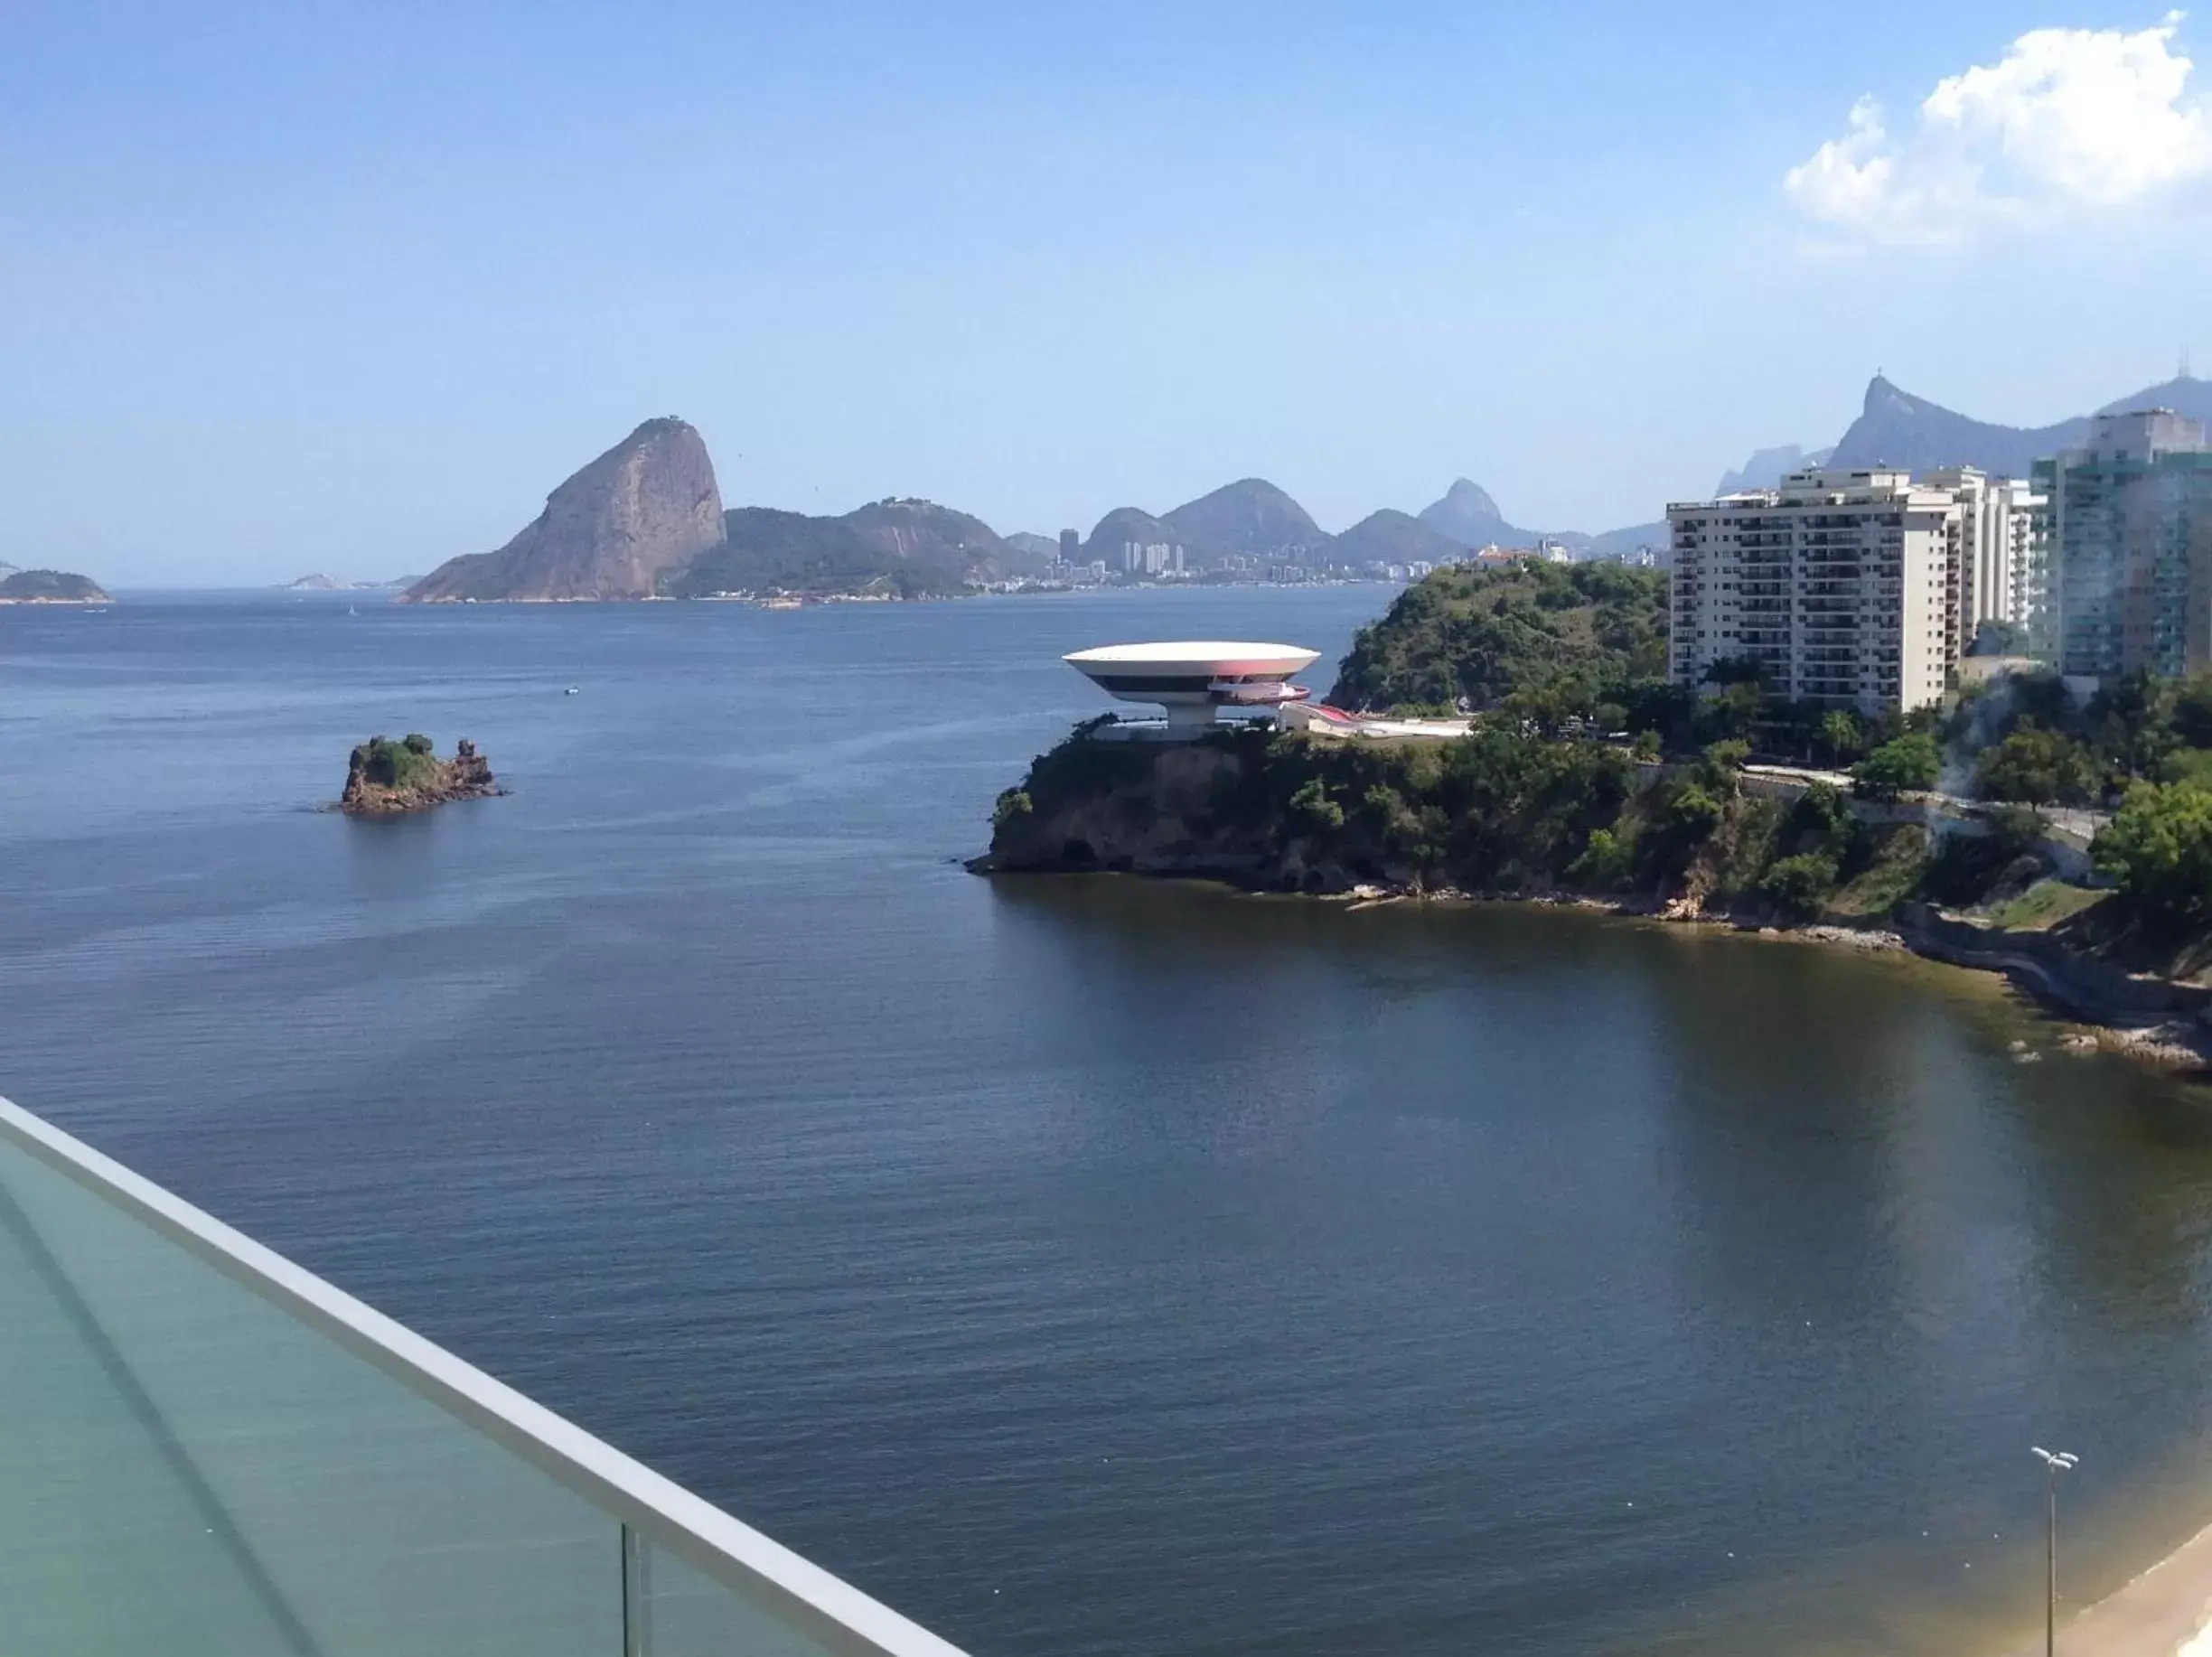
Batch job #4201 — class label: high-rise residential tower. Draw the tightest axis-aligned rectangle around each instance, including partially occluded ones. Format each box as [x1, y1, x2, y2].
[1919, 467, 2043, 638]
[1667, 467, 1965, 715]
[2029, 409, 2212, 681]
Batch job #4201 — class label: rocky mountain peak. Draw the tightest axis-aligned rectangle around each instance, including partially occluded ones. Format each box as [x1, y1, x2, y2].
[405, 419, 724, 603]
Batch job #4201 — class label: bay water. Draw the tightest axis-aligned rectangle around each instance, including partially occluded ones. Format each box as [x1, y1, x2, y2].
[5, 587, 2212, 1654]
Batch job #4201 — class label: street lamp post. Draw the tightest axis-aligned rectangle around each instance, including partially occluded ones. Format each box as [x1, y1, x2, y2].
[2031, 1446, 2079, 1657]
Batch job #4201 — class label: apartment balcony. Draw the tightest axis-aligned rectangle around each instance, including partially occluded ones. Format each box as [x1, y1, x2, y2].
[0, 1095, 966, 1657]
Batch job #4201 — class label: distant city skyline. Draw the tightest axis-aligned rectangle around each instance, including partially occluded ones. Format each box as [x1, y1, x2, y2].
[6, 2, 2210, 585]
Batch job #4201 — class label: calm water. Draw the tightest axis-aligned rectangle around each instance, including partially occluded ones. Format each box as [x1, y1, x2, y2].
[6, 587, 2212, 1655]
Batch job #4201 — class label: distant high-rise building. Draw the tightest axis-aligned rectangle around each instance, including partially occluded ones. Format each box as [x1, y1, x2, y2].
[1918, 467, 2043, 642]
[2029, 408, 2212, 680]
[1993, 479, 2044, 634]
[1668, 467, 1964, 715]
[1059, 529, 1081, 564]
[1122, 541, 1143, 575]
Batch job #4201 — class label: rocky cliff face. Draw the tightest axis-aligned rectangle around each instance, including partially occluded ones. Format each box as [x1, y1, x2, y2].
[405, 419, 724, 602]
[988, 740, 1279, 879]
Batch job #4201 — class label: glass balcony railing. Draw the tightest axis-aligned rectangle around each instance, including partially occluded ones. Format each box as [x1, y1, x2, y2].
[0, 1094, 968, 1657]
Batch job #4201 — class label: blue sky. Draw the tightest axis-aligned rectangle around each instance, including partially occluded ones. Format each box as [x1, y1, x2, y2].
[7, 1, 2210, 584]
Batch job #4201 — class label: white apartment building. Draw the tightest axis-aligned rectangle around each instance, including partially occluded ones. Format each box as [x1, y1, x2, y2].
[1995, 478, 2044, 631]
[1921, 466, 2043, 633]
[1123, 541, 1184, 576]
[1668, 467, 1964, 715]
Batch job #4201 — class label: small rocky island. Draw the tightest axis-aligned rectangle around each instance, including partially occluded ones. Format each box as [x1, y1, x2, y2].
[0, 569, 109, 604]
[340, 735, 501, 815]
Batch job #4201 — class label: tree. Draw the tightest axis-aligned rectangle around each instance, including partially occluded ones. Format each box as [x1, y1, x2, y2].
[1568, 827, 1634, 889]
[1761, 852, 1840, 920]
[1289, 776, 1345, 833]
[1620, 679, 1694, 744]
[1694, 681, 1764, 744]
[992, 788, 1033, 831]
[1968, 618, 2027, 657]
[1702, 656, 1767, 687]
[1788, 780, 1850, 842]
[1663, 782, 1724, 841]
[1983, 803, 2048, 861]
[2084, 670, 2173, 781]
[402, 733, 435, 755]
[1852, 732, 1940, 800]
[2094, 782, 2212, 927]
[1697, 739, 1749, 795]
[1973, 724, 2100, 805]
[2173, 676, 2212, 750]
[1816, 709, 1864, 766]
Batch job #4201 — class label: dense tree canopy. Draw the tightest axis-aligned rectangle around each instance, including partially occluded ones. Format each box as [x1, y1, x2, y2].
[1852, 734, 1940, 800]
[1328, 562, 1667, 713]
[2094, 782, 2212, 928]
[1973, 724, 2101, 805]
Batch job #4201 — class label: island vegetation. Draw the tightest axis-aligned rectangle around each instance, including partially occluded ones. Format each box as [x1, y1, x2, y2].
[0, 569, 109, 604]
[340, 734, 501, 815]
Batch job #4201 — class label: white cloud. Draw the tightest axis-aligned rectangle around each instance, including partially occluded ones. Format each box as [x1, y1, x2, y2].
[1785, 14, 2212, 244]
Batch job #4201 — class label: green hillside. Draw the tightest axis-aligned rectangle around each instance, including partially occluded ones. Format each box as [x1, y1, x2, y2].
[1328, 562, 1668, 712]
[667, 509, 972, 598]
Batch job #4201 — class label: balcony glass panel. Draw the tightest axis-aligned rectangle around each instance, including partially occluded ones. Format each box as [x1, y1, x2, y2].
[643, 1541, 834, 1657]
[0, 1130, 614, 1657]
[0, 1100, 961, 1657]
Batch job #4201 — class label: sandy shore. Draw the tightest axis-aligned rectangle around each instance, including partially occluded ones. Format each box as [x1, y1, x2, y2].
[1996, 1517, 2212, 1656]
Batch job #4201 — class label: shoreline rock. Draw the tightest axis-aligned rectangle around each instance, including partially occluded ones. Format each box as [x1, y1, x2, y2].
[339, 735, 503, 816]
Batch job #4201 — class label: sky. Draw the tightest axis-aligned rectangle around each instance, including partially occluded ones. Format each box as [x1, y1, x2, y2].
[6, 1, 2212, 585]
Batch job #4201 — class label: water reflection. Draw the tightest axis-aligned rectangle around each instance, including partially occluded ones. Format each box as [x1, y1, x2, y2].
[988, 877, 2212, 1654]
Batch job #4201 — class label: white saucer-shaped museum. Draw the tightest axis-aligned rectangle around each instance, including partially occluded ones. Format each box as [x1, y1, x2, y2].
[1064, 641, 1321, 731]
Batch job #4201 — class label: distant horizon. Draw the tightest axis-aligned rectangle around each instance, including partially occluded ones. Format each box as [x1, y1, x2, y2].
[17, 360, 2211, 593]
[8, 3, 2209, 585]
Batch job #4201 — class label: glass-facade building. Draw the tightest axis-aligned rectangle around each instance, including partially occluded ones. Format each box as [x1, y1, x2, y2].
[2030, 409, 2212, 681]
